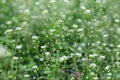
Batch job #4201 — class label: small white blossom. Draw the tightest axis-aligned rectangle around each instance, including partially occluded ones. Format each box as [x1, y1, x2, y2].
[108, 73, 112, 76]
[96, 0, 101, 3]
[71, 77, 75, 80]
[6, 21, 12, 25]
[105, 66, 110, 70]
[90, 72, 95, 75]
[72, 24, 78, 28]
[115, 61, 120, 65]
[99, 55, 106, 59]
[107, 76, 111, 79]
[114, 19, 119, 23]
[59, 55, 69, 62]
[13, 56, 19, 60]
[103, 43, 107, 46]
[5, 29, 13, 34]
[39, 58, 44, 61]
[57, 20, 64, 24]
[16, 45, 22, 49]
[81, 43, 86, 47]
[77, 47, 82, 51]
[24, 74, 30, 78]
[50, 0, 56, 3]
[85, 9, 91, 14]
[22, 21, 28, 26]
[77, 28, 83, 32]
[93, 76, 98, 80]
[42, 10, 48, 15]
[15, 27, 22, 31]
[75, 53, 82, 57]
[117, 28, 120, 34]
[82, 58, 87, 62]
[33, 65, 38, 69]
[77, 19, 82, 23]
[80, 5, 86, 10]
[89, 53, 98, 58]
[117, 45, 120, 48]
[45, 51, 50, 55]
[70, 53, 74, 57]
[103, 34, 108, 38]
[50, 29, 55, 33]
[41, 46, 46, 49]
[24, 9, 30, 14]
[90, 63, 96, 67]
[32, 36, 39, 39]
[0, 45, 10, 57]
[35, 1, 40, 5]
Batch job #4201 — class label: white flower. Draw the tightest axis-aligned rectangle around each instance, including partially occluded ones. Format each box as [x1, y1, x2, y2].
[32, 36, 39, 39]
[24, 74, 30, 78]
[5, 29, 13, 34]
[72, 24, 78, 28]
[71, 77, 75, 80]
[80, 5, 86, 10]
[41, 46, 46, 49]
[13, 56, 19, 60]
[117, 45, 120, 48]
[117, 28, 120, 34]
[77, 19, 82, 23]
[50, 0, 56, 3]
[57, 20, 64, 24]
[81, 43, 86, 47]
[59, 55, 69, 62]
[82, 58, 87, 62]
[107, 76, 111, 79]
[42, 10, 48, 15]
[39, 58, 44, 61]
[115, 61, 120, 66]
[108, 73, 112, 76]
[93, 77, 98, 80]
[89, 53, 98, 58]
[15, 27, 22, 31]
[75, 53, 82, 57]
[6, 21, 12, 25]
[99, 55, 106, 59]
[45, 52, 50, 55]
[77, 47, 82, 51]
[50, 29, 55, 33]
[105, 66, 110, 70]
[22, 21, 28, 26]
[16, 45, 22, 49]
[103, 34, 108, 38]
[69, 29, 74, 33]
[33, 65, 38, 69]
[114, 19, 119, 23]
[89, 54, 94, 57]
[103, 43, 107, 46]
[96, 0, 101, 3]
[90, 63, 96, 67]
[0, 45, 10, 57]
[90, 72, 95, 75]
[24, 9, 30, 14]
[70, 53, 74, 57]
[85, 9, 91, 14]
[77, 28, 83, 32]
[35, 2, 40, 5]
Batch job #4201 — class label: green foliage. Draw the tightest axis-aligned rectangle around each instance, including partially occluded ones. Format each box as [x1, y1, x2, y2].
[0, 0, 120, 80]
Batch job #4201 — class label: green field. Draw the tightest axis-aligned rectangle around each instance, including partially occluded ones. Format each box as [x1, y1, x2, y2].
[0, 0, 120, 80]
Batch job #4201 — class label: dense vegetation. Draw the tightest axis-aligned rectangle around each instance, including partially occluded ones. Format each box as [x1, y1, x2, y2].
[0, 0, 120, 80]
